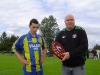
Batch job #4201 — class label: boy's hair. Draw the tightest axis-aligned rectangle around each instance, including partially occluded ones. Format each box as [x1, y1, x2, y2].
[29, 18, 39, 26]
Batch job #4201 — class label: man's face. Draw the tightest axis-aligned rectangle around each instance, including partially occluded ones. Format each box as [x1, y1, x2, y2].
[64, 15, 75, 30]
[29, 23, 39, 34]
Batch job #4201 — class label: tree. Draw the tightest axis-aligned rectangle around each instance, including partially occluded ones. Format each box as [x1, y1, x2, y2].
[0, 32, 8, 51]
[93, 44, 100, 50]
[6, 35, 19, 51]
[0, 31, 7, 43]
[39, 15, 60, 51]
[0, 32, 19, 51]
[10, 35, 19, 43]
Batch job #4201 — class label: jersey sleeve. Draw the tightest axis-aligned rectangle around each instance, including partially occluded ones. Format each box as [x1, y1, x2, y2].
[41, 37, 48, 49]
[11, 35, 25, 52]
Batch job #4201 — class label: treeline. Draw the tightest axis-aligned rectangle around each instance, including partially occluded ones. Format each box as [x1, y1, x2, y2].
[0, 32, 19, 52]
[92, 44, 100, 50]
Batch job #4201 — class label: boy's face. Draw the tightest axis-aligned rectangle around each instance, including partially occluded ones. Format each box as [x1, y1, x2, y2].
[29, 23, 39, 34]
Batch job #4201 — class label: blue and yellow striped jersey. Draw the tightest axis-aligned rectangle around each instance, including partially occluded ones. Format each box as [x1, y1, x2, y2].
[12, 32, 47, 72]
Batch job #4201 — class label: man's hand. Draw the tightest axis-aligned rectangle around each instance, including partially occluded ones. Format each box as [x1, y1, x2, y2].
[40, 57, 44, 64]
[40, 48, 47, 63]
[19, 58, 29, 65]
[14, 52, 29, 65]
[62, 52, 70, 61]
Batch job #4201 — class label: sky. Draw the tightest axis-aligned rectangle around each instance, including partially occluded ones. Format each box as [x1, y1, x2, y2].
[0, 0, 100, 49]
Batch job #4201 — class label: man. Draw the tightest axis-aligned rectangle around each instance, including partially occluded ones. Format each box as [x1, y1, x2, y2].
[12, 18, 48, 75]
[55, 14, 88, 75]
[92, 49, 98, 60]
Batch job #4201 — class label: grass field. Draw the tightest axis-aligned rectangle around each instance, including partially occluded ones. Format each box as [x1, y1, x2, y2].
[0, 53, 100, 75]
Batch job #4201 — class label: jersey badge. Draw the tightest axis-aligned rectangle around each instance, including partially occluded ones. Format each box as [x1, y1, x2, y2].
[72, 34, 77, 38]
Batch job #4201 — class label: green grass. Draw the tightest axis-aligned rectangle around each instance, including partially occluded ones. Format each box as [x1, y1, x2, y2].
[85, 58, 100, 75]
[0, 53, 100, 75]
[0, 53, 22, 75]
